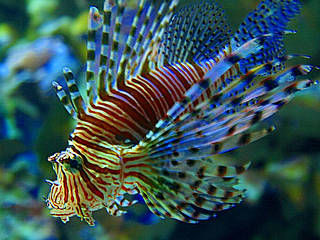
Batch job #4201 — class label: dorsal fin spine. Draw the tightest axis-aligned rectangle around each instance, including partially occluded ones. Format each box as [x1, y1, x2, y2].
[176, 8, 193, 62]
[52, 81, 77, 119]
[116, 0, 146, 88]
[168, 9, 183, 64]
[107, 0, 125, 91]
[140, 0, 179, 72]
[86, 7, 102, 102]
[97, 1, 113, 97]
[137, 2, 168, 72]
[126, 4, 153, 78]
[63, 67, 86, 116]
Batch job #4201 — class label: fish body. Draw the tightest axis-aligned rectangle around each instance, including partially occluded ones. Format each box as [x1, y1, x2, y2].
[46, 0, 317, 225]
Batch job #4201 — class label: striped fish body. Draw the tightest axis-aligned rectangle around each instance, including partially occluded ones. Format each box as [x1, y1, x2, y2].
[46, 0, 317, 225]
[74, 62, 210, 144]
[48, 60, 215, 224]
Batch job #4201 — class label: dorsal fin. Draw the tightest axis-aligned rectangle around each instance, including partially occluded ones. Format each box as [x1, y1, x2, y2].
[86, 6, 103, 102]
[85, 0, 179, 98]
[231, 0, 303, 74]
[97, 1, 113, 96]
[107, 0, 126, 90]
[128, 0, 179, 77]
[116, 0, 146, 87]
[159, 0, 231, 65]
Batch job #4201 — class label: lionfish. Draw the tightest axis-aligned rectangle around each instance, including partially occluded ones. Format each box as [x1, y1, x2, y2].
[46, 0, 317, 225]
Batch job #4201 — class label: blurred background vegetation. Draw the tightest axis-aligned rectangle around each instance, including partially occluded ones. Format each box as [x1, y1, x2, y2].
[0, 0, 319, 239]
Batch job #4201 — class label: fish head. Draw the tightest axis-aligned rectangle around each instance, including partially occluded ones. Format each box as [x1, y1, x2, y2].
[45, 148, 101, 226]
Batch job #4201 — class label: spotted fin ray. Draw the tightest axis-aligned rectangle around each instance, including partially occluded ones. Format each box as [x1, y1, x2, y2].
[159, 0, 231, 64]
[135, 62, 316, 222]
[134, 153, 249, 222]
[134, 0, 316, 220]
[231, 0, 303, 74]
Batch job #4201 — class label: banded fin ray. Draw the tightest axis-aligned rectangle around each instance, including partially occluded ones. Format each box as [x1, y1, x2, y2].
[159, 0, 231, 64]
[51, 68, 87, 120]
[132, 0, 179, 76]
[134, 66, 316, 221]
[131, 154, 248, 222]
[146, 36, 267, 142]
[231, 0, 303, 74]
[52, 82, 77, 119]
[135, 9, 316, 219]
[53, 0, 180, 115]
[145, 64, 316, 159]
[96, 0, 179, 91]
[168, 63, 314, 140]
[86, 6, 103, 101]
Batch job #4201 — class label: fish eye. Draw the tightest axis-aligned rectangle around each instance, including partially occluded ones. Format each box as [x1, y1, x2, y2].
[68, 153, 82, 170]
[69, 159, 79, 169]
